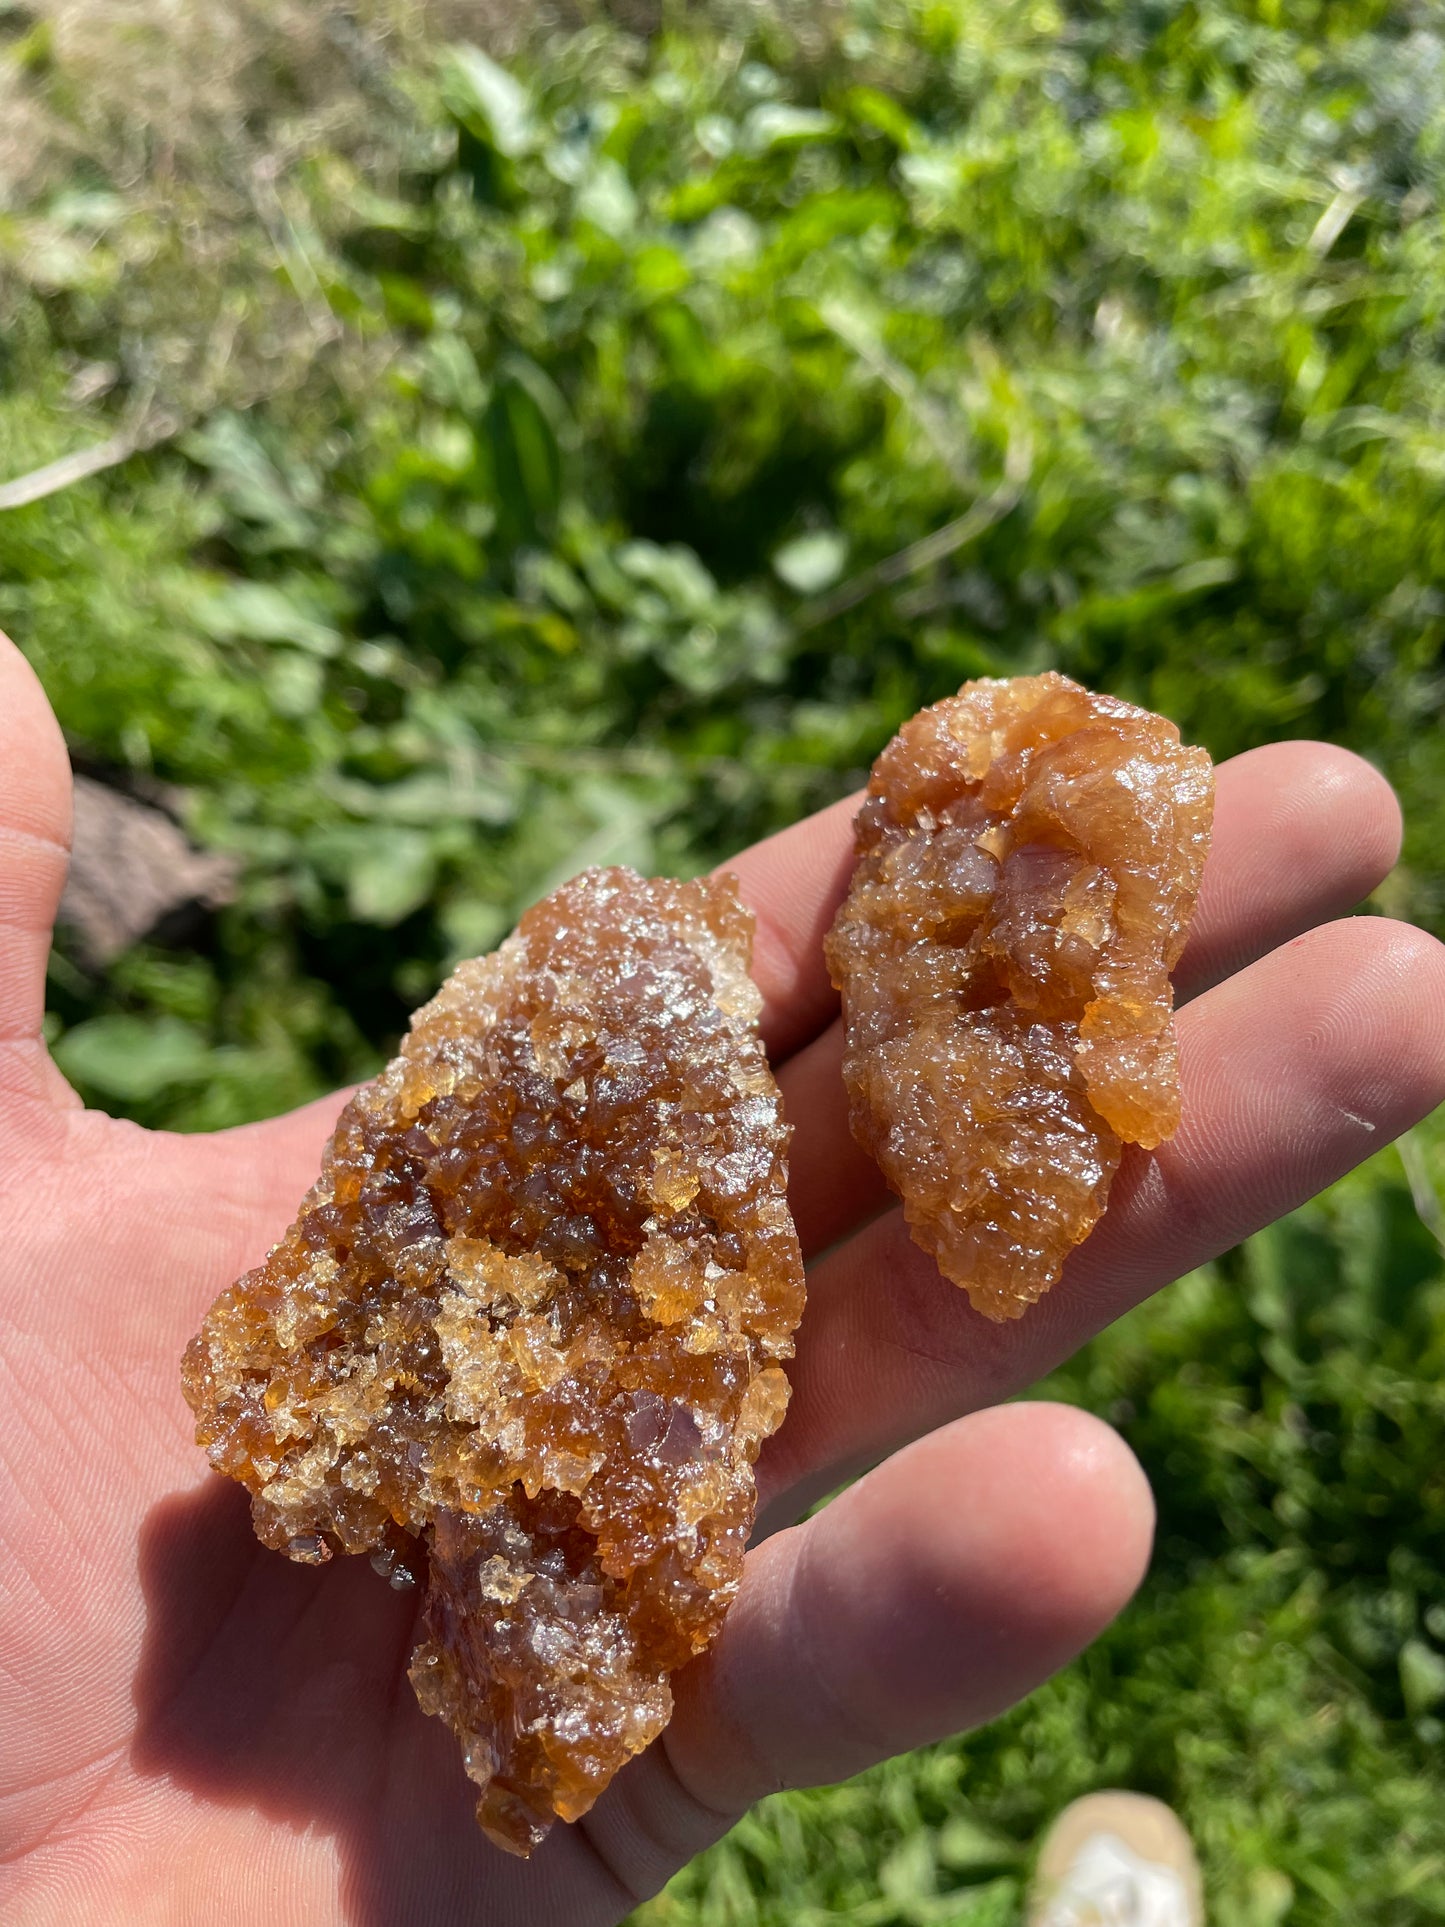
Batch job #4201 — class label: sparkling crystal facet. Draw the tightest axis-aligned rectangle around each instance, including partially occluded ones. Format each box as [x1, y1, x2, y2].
[825, 673, 1213, 1320]
[183, 866, 805, 1854]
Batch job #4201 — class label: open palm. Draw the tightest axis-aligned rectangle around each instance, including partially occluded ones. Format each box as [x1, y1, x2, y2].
[4, 632, 1443, 1925]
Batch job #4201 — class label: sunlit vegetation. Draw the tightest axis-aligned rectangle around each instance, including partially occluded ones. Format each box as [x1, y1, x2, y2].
[4, 2, 1445, 1916]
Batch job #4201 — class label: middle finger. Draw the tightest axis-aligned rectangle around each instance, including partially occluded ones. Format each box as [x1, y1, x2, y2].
[782, 739, 1403, 1257]
[759, 912, 1445, 1533]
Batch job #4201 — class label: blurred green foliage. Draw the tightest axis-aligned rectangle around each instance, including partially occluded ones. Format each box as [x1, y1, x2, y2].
[4, 0, 1445, 1917]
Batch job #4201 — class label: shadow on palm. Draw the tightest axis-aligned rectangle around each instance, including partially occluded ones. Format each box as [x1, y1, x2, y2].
[131, 1476, 600, 1922]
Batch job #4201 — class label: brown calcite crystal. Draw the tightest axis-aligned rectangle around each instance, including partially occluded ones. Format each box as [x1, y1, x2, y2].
[182, 867, 804, 1855]
[825, 673, 1213, 1321]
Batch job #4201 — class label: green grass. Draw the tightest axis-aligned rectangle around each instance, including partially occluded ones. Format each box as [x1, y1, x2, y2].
[638, 1147, 1445, 1924]
[4, 0, 1445, 1916]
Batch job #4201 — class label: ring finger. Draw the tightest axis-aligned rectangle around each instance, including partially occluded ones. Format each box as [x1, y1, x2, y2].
[782, 739, 1405, 1258]
[761, 913, 1445, 1530]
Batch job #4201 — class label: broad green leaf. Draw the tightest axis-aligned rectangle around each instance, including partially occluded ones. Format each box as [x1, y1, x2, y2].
[772, 530, 848, 593]
[416, 333, 489, 414]
[878, 1830, 937, 1903]
[616, 540, 718, 612]
[54, 1014, 214, 1100]
[346, 828, 438, 926]
[535, 781, 656, 895]
[191, 580, 342, 656]
[935, 1816, 1021, 1880]
[445, 45, 534, 157]
[574, 158, 638, 236]
[180, 415, 317, 550]
[845, 84, 919, 150]
[486, 359, 567, 538]
[266, 651, 325, 719]
[741, 103, 838, 152]
[1401, 1638, 1445, 1718]
[440, 895, 512, 967]
[327, 771, 516, 828]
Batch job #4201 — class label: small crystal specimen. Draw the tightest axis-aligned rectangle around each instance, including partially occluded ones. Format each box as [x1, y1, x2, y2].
[182, 867, 804, 1855]
[825, 673, 1213, 1321]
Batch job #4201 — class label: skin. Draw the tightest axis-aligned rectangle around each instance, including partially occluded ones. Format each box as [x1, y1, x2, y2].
[1, 630, 1442, 1924]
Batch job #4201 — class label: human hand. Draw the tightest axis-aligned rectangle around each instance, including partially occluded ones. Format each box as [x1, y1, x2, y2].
[3, 631, 1441, 1924]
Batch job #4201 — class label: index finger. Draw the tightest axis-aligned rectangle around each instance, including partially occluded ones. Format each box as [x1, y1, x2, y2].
[714, 791, 860, 1061]
[720, 732, 1405, 1068]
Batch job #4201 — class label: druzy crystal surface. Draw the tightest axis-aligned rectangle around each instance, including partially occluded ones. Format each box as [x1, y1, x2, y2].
[825, 673, 1213, 1321]
[182, 867, 804, 1855]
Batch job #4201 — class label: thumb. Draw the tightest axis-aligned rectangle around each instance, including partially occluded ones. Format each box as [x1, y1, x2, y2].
[0, 631, 77, 1110]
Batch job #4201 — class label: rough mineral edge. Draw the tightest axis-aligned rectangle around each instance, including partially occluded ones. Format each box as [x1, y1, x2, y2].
[824, 672, 1213, 1321]
[182, 865, 805, 1855]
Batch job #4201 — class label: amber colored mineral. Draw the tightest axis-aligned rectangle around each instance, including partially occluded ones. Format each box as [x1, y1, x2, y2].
[182, 867, 804, 1855]
[825, 673, 1213, 1321]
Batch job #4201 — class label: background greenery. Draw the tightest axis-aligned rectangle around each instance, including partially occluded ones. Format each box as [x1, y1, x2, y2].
[4, 0, 1445, 1917]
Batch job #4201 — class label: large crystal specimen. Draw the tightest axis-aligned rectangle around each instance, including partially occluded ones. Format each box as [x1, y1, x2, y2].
[825, 673, 1213, 1321]
[182, 867, 805, 1855]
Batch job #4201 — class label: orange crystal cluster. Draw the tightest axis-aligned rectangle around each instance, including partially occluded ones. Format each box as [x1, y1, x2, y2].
[182, 867, 805, 1855]
[825, 673, 1213, 1320]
